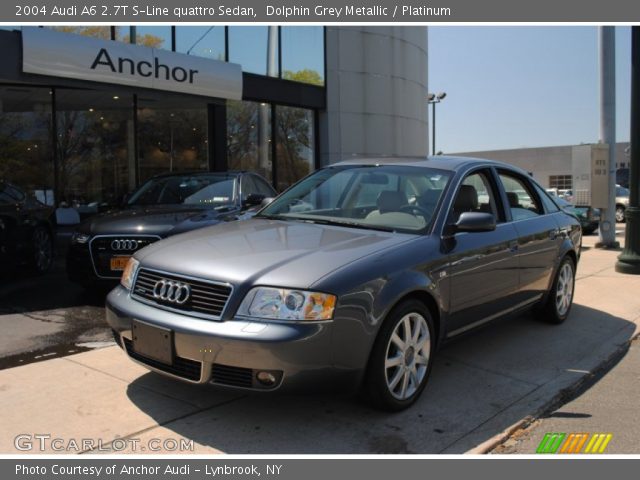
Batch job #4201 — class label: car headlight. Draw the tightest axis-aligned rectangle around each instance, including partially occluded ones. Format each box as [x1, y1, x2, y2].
[237, 287, 337, 321]
[120, 257, 140, 291]
[71, 232, 90, 244]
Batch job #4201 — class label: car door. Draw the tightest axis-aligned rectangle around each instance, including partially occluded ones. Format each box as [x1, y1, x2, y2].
[496, 170, 562, 302]
[445, 169, 520, 336]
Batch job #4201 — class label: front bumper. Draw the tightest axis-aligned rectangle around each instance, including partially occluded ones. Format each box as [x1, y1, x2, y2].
[106, 286, 361, 393]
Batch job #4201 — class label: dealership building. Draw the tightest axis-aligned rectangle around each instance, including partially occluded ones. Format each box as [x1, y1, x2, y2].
[0, 26, 429, 209]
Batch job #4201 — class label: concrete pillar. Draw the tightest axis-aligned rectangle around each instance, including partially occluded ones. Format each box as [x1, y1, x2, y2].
[320, 27, 429, 166]
[597, 26, 619, 248]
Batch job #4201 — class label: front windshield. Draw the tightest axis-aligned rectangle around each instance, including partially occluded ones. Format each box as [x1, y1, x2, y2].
[258, 165, 452, 233]
[128, 174, 237, 207]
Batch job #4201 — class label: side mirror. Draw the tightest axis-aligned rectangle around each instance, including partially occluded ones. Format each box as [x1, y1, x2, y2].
[243, 193, 266, 208]
[453, 212, 496, 233]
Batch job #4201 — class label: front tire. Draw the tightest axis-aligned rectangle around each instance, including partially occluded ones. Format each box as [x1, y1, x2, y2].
[535, 256, 575, 324]
[31, 226, 53, 274]
[362, 300, 435, 411]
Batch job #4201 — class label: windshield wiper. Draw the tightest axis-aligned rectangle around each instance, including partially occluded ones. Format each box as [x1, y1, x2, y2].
[298, 218, 396, 233]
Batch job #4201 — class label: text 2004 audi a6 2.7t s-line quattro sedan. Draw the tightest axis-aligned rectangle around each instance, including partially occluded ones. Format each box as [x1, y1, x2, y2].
[106, 156, 581, 410]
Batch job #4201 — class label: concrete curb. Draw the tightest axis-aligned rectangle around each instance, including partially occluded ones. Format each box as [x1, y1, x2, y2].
[464, 331, 640, 454]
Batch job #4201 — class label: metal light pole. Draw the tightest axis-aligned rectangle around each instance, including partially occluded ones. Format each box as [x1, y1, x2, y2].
[596, 26, 619, 248]
[616, 26, 640, 274]
[428, 92, 446, 156]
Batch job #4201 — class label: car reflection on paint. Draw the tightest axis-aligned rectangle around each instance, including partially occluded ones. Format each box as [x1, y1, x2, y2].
[106, 156, 581, 411]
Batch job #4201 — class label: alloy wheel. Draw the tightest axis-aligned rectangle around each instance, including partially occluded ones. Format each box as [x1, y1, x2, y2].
[384, 312, 431, 400]
[33, 228, 52, 272]
[616, 207, 625, 223]
[555, 262, 574, 317]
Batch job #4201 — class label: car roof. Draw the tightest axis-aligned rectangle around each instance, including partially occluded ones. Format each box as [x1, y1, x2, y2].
[149, 170, 245, 180]
[332, 155, 515, 172]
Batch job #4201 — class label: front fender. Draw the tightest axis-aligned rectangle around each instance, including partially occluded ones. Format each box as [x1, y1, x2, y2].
[319, 237, 447, 375]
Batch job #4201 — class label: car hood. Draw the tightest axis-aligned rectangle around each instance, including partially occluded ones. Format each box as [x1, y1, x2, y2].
[80, 206, 231, 237]
[135, 218, 415, 289]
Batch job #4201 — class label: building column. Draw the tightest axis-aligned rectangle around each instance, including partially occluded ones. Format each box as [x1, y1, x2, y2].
[319, 27, 429, 166]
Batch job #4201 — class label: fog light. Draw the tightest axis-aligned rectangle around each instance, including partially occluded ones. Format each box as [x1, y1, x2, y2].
[256, 371, 277, 386]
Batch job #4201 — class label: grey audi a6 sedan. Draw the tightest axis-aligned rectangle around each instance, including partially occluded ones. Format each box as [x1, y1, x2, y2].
[106, 156, 581, 410]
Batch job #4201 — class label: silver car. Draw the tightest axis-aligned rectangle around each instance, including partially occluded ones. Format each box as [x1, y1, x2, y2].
[616, 185, 630, 223]
[107, 157, 581, 410]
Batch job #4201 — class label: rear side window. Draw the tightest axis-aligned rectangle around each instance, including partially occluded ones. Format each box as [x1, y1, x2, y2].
[533, 183, 560, 213]
[251, 175, 276, 197]
[498, 171, 544, 221]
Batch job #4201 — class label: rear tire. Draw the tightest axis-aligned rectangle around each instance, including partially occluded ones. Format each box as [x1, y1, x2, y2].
[616, 206, 626, 223]
[535, 256, 575, 324]
[362, 299, 435, 411]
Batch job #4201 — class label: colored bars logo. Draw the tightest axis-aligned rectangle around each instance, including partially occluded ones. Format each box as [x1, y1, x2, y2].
[536, 433, 613, 454]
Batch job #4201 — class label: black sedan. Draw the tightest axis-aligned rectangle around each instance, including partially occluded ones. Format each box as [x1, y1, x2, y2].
[67, 171, 276, 287]
[0, 181, 55, 275]
[106, 157, 581, 410]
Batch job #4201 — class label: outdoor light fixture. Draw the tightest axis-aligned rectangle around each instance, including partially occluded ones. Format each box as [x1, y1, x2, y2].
[427, 91, 447, 156]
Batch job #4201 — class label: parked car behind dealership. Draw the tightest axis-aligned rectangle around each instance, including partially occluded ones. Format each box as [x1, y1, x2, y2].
[0, 181, 55, 275]
[106, 156, 581, 411]
[615, 185, 630, 223]
[554, 197, 600, 235]
[67, 171, 276, 287]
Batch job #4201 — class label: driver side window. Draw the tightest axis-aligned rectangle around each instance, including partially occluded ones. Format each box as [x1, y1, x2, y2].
[450, 171, 498, 223]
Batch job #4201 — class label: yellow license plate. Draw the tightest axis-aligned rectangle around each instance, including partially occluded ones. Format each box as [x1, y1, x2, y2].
[110, 256, 130, 271]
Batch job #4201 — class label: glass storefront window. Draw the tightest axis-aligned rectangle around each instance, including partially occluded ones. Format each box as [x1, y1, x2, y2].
[281, 27, 325, 86]
[113, 26, 130, 43]
[49, 26, 111, 40]
[0, 86, 53, 204]
[137, 99, 208, 183]
[276, 106, 315, 191]
[227, 100, 272, 183]
[176, 26, 225, 61]
[55, 90, 132, 209]
[229, 27, 279, 77]
[135, 26, 172, 50]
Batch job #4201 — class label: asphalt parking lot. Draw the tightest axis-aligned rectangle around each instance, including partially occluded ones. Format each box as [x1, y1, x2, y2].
[0, 227, 638, 454]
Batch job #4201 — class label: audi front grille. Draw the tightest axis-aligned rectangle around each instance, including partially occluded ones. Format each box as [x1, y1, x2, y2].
[89, 235, 160, 278]
[131, 268, 233, 320]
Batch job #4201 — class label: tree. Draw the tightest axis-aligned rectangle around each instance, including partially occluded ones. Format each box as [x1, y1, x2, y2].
[282, 69, 324, 86]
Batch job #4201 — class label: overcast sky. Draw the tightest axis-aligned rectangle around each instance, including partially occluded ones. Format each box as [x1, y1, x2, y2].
[428, 26, 631, 153]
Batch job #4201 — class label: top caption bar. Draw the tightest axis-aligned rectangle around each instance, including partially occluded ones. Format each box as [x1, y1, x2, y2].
[3, 0, 640, 22]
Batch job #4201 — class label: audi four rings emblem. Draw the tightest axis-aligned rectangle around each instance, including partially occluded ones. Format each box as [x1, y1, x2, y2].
[111, 239, 139, 251]
[152, 279, 191, 305]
